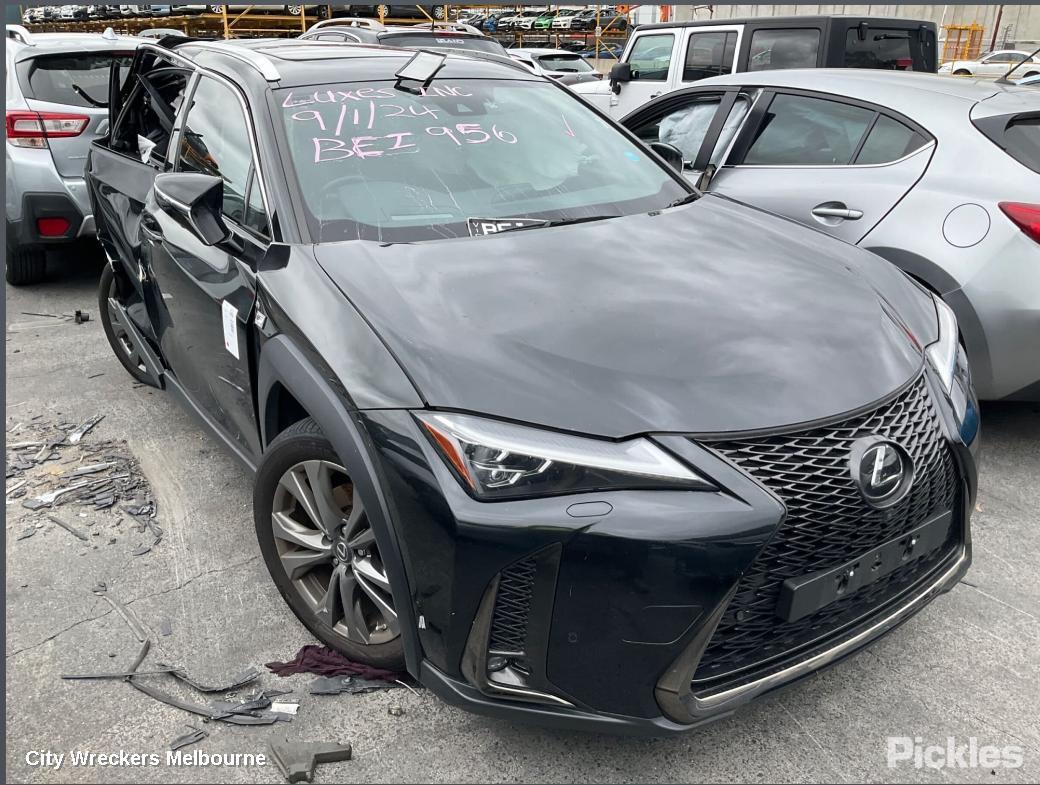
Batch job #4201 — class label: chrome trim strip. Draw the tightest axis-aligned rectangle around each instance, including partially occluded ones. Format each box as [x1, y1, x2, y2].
[729, 141, 935, 171]
[684, 546, 967, 718]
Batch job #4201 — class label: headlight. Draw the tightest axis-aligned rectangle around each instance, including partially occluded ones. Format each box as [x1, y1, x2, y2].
[415, 412, 715, 500]
[926, 294, 958, 393]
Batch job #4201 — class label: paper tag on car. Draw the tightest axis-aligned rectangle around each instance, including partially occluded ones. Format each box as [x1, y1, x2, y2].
[468, 218, 548, 236]
[222, 300, 239, 359]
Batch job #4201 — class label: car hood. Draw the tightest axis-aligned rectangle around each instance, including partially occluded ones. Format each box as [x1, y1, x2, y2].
[312, 196, 930, 437]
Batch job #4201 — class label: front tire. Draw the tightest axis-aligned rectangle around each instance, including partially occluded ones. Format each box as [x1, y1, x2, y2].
[254, 418, 405, 670]
[5, 245, 46, 286]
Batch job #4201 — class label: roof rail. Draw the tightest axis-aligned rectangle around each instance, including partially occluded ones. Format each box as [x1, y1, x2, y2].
[309, 17, 386, 32]
[189, 42, 281, 81]
[6, 24, 36, 46]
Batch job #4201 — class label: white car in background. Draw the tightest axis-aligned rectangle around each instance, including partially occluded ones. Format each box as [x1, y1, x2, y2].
[939, 49, 1040, 79]
[509, 47, 603, 86]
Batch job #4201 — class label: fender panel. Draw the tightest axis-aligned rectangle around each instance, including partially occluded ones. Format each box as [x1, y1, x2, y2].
[863, 245, 993, 395]
[257, 334, 423, 676]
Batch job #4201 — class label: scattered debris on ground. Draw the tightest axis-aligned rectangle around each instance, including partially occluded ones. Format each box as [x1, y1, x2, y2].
[308, 675, 394, 696]
[169, 727, 209, 752]
[268, 739, 352, 784]
[388, 705, 404, 717]
[6, 413, 161, 555]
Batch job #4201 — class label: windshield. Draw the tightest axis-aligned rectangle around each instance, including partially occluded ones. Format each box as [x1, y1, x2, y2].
[380, 33, 508, 56]
[536, 54, 594, 72]
[277, 79, 687, 243]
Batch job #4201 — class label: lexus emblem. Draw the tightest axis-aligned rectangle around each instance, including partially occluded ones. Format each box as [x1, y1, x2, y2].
[849, 436, 914, 508]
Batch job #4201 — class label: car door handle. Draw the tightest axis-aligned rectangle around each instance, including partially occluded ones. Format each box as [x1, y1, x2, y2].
[811, 206, 863, 220]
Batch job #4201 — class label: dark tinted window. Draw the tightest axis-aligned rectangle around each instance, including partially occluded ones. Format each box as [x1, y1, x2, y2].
[1003, 116, 1040, 174]
[243, 171, 270, 237]
[844, 28, 934, 71]
[747, 29, 820, 71]
[682, 31, 737, 81]
[177, 77, 257, 228]
[855, 115, 928, 164]
[534, 54, 594, 72]
[25, 52, 132, 107]
[744, 94, 874, 165]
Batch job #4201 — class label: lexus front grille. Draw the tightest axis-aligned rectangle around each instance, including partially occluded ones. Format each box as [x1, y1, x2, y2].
[694, 373, 960, 683]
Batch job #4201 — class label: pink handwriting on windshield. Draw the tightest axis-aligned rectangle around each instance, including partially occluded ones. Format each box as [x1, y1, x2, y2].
[282, 84, 472, 108]
[313, 133, 417, 162]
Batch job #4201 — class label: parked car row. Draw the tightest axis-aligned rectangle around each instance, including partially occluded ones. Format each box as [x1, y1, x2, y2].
[458, 7, 628, 34]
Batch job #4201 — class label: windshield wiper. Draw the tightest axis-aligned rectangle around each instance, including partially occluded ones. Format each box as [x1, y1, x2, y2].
[474, 214, 619, 236]
[72, 84, 107, 108]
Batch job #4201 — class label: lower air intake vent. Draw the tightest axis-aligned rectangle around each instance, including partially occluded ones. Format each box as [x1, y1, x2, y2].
[488, 557, 538, 657]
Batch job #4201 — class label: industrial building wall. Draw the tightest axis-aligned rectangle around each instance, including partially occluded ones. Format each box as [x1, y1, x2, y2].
[672, 5, 1040, 48]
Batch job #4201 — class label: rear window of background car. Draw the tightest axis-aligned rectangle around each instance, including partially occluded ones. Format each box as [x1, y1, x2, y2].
[25, 53, 133, 108]
[747, 29, 820, 71]
[1002, 116, 1040, 174]
[844, 27, 935, 71]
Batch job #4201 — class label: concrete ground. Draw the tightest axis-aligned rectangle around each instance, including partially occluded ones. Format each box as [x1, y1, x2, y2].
[5, 248, 1039, 784]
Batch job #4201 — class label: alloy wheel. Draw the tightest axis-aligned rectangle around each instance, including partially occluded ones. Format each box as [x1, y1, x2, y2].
[271, 460, 399, 646]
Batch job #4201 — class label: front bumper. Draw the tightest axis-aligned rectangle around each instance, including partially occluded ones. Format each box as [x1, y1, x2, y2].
[361, 366, 978, 733]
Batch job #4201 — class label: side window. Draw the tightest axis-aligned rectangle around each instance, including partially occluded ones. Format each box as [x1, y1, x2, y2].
[628, 34, 674, 81]
[855, 115, 928, 165]
[638, 95, 750, 169]
[243, 169, 270, 237]
[176, 76, 265, 233]
[747, 29, 820, 71]
[743, 94, 874, 166]
[111, 64, 189, 167]
[682, 31, 737, 82]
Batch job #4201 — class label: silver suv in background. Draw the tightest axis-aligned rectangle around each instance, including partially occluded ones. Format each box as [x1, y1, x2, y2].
[5, 26, 143, 284]
[620, 69, 1040, 401]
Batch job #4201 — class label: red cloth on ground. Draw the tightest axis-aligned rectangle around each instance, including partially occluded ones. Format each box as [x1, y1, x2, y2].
[265, 644, 406, 682]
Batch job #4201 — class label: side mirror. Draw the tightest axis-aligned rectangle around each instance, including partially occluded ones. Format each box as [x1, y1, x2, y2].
[609, 62, 632, 94]
[648, 141, 685, 172]
[153, 172, 230, 246]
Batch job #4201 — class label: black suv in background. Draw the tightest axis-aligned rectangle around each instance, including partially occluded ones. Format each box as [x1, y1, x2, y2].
[86, 36, 977, 734]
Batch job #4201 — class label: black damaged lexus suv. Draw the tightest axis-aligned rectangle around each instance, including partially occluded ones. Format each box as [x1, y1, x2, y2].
[87, 37, 979, 734]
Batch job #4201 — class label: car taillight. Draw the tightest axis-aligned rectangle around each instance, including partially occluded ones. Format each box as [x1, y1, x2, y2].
[6, 110, 90, 148]
[36, 217, 71, 237]
[999, 202, 1040, 245]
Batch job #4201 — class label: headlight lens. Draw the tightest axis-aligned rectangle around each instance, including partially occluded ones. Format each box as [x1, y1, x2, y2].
[926, 294, 958, 394]
[415, 412, 715, 500]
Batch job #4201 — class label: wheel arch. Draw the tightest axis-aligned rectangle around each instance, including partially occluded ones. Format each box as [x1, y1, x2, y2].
[257, 333, 423, 676]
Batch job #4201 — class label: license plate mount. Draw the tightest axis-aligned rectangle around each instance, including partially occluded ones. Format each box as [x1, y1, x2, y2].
[776, 510, 954, 623]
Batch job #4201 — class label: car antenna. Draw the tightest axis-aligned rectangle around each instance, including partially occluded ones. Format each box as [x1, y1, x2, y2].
[996, 46, 1040, 84]
[394, 49, 448, 94]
